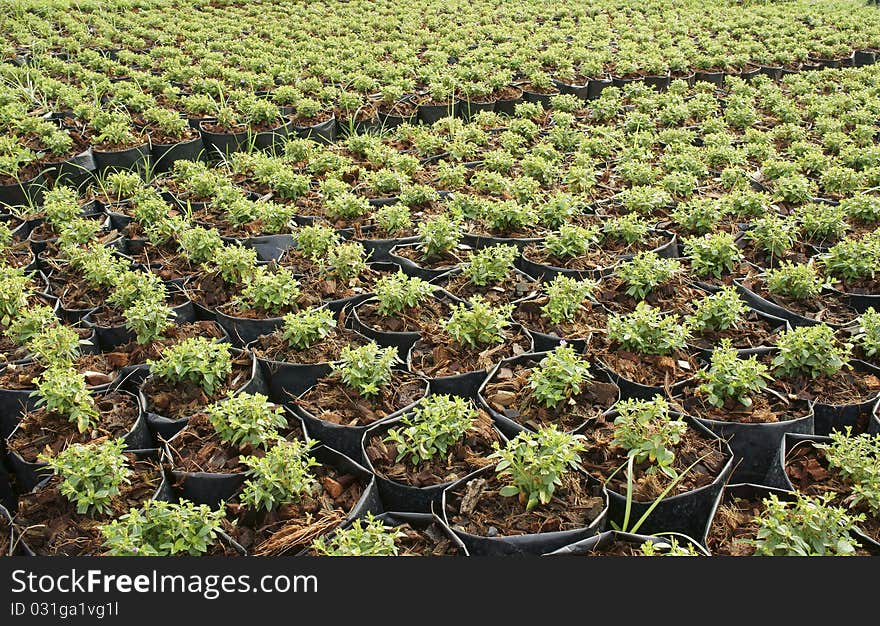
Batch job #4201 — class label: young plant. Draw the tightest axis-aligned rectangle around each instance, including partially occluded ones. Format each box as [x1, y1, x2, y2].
[544, 224, 600, 260]
[374, 204, 412, 235]
[374, 271, 434, 317]
[765, 262, 823, 300]
[234, 267, 301, 315]
[540, 275, 598, 325]
[462, 244, 517, 286]
[854, 308, 880, 358]
[312, 513, 403, 556]
[295, 224, 340, 262]
[686, 286, 749, 333]
[417, 213, 461, 260]
[443, 296, 513, 348]
[820, 236, 879, 282]
[615, 252, 681, 300]
[26, 324, 82, 366]
[683, 232, 743, 279]
[746, 215, 797, 260]
[31, 365, 99, 434]
[0, 266, 31, 327]
[281, 307, 336, 351]
[603, 214, 651, 245]
[611, 396, 688, 479]
[101, 500, 225, 556]
[147, 338, 233, 395]
[384, 394, 477, 466]
[528, 345, 593, 409]
[4, 305, 56, 346]
[751, 493, 863, 556]
[772, 324, 851, 379]
[325, 242, 367, 283]
[178, 226, 224, 265]
[239, 439, 320, 512]
[124, 298, 173, 345]
[696, 340, 771, 408]
[490, 425, 586, 511]
[39, 438, 130, 515]
[815, 429, 880, 516]
[331, 342, 398, 397]
[205, 392, 287, 450]
[607, 302, 690, 355]
[212, 244, 258, 284]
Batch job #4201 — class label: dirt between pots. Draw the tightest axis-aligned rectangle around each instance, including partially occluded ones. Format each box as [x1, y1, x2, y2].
[253, 325, 368, 364]
[128, 242, 198, 282]
[447, 470, 605, 537]
[580, 415, 728, 500]
[7, 391, 140, 463]
[296, 267, 383, 310]
[687, 310, 783, 350]
[141, 353, 253, 420]
[678, 392, 812, 424]
[483, 360, 618, 432]
[745, 276, 858, 325]
[598, 275, 705, 316]
[392, 245, 463, 270]
[165, 412, 306, 474]
[767, 361, 880, 406]
[600, 349, 699, 388]
[785, 443, 880, 544]
[15, 457, 163, 556]
[366, 409, 500, 487]
[514, 297, 608, 344]
[409, 326, 532, 378]
[101, 321, 225, 368]
[439, 272, 538, 307]
[356, 296, 452, 333]
[226, 464, 366, 556]
[296, 371, 427, 427]
[185, 271, 236, 310]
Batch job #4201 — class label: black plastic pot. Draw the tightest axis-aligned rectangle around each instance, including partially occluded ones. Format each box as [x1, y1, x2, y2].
[734, 280, 852, 328]
[854, 50, 877, 67]
[253, 119, 293, 152]
[686, 308, 790, 359]
[5, 389, 154, 492]
[0, 170, 45, 209]
[377, 108, 418, 129]
[597, 357, 697, 401]
[705, 482, 796, 555]
[587, 78, 613, 99]
[92, 142, 151, 174]
[758, 65, 784, 80]
[544, 529, 707, 556]
[812, 359, 880, 436]
[694, 70, 725, 86]
[313, 511, 469, 556]
[360, 412, 507, 514]
[477, 352, 619, 438]
[386, 243, 463, 281]
[493, 90, 524, 116]
[418, 100, 460, 124]
[41, 149, 95, 189]
[0, 503, 18, 556]
[604, 416, 734, 543]
[151, 134, 204, 173]
[691, 398, 814, 486]
[291, 116, 336, 144]
[214, 307, 284, 349]
[199, 122, 249, 158]
[826, 284, 880, 315]
[643, 73, 672, 91]
[553, 79, 589, 100]
[235, 233, 295, 262]
[461, 232, 542, 252]
[358, 235, 419, 263]
[439, 465, 608, 556]
[459, 99, 495, 121]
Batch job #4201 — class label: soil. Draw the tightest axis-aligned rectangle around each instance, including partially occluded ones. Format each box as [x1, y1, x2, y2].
[7, 391, 141, 463]
[2, 241, 34, 269]
[252, 325, 368, 364]
[15, 457, 163, 556]
[295, 266, 382, 309]
[0, 346, 115, 391]
[226, 464, 367, 556]
[597, 275, 706, 316]
[141, 352, 253, 420]
[737, 239, 813, 269]
[304, 520, 464, 556]
[678, 391, 811, 424]
[482, 359, 618, 432]
[743, 276, 859, 325]
[600, 349, 699, 388]
[409, 326, 533, 378]
[184, 271, 236, 310]
[829, 277, 880, 296]
[446, 470, 606, 536]
[704, 495, 765, 556]
[392, 245, 464, 271]
[165, 412, 305, 473]
[0, 514, 10, 554]
[365, 409, 500, 487]
[767, 362, 880, 407]
[580, 415, 729, 500]
[296, 371, 426, 427]
[52, 275, 109, 311]
[439, 272, 538, 307]
[99, 321, 226, 370]
[513, 297, 608, 345]
[785, 442, 880, 543]
[355, 296, 452, 333]
[0, 333, 31, 364]
[687, 310, 784, 351]
[126, 241, 197, 281]
[523, 234, 667, 272]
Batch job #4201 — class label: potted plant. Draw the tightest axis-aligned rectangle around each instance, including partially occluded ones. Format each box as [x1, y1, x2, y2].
[435, 244, 537, 307]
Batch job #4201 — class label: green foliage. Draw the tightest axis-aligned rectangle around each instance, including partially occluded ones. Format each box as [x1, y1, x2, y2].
[281, 307, 336, 351]
[540, 275, 597, 325]
[312, 513, 403, 556]
[147, 338, 233, 395]
[31, 365, 99, 434]
[40, 438, 130, 515]
[234, 267, 301, 314]
[751, 493, 863, 556]
[765, 261, 823, 300]
[205, 392, 287, 449]
[178, 226, 224, 265]
[855, 308, 880, 358]
[686, 286, 748, 333]
[639, 538, 701, 557]
[528, 345, 593, 409]
[374, 204, 412, 235]
[443, 296, 512, 348]
[124, 298, 173, 345]
[384, 394, 477, 466]
[820, 236, 880, 282]
[239, 439, 319, 511]
[816, 428, 880, 516]
[611, 396, 688, 478]
[462, 244, 517, 286]
[544, 224, 600, 260]
[331, 342, 398, 396]
[4, 305, 56, 346]
[683, 232, 743, 279]
[615, 251, 681, 300]
[696, 340, 771, 408]
[26, 324, 82, 366]
[607, 302, 689, 356]
[101, 500, 225, 556]
[772, 324, 851, 379]
[491, 425, 586, 511]
[746, 215, 797, 259]
[417, 213, 460, 260]
[603, 214, 651, 245]
[326, 242, 367, 283]
[374, 271, 434, 317]
[296, 224, 340, 261]
[212, 244, 258, 284]
[0, 266, 31, 327]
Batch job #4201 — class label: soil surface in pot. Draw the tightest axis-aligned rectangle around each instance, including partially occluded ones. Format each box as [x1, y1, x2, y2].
[597, 275, 705, 316]
[7, 391, 141, 463]
[687, 310, 784, 351]
[125, 240, 197, 282]
[356, 296, 452, 333]
[101, 321, 225, 369]
[252, 325, 368, 364]
[514, 298, 607, 344]
[166, 412, 306, 474]
[365, 409, 500, 487]
[580, 416, 728, 500]
[768, 363, 880, 407]
[226, 464, 366, 556]
[522, 233, 668, 272]
[297, 371, 426, 427]
[483, 359, 618, 432]
[392, 246, 464, 271]
[743, 276, 858, 325]
[15, 456, 162, 556]
[305, 520, 464, 556]
[785, 442, 880, 543]
[439, 272, 538, 307]
[185, 271, 236, 310]
[410, 327, 532, 378]
[600, 348, 699, 387]
[141, 352, 253, 420]
[446, 470, 605, 536]
[678, 392, 811, 424]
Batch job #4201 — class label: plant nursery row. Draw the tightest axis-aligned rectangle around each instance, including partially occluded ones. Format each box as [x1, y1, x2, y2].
[0, 0, 879, 557]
